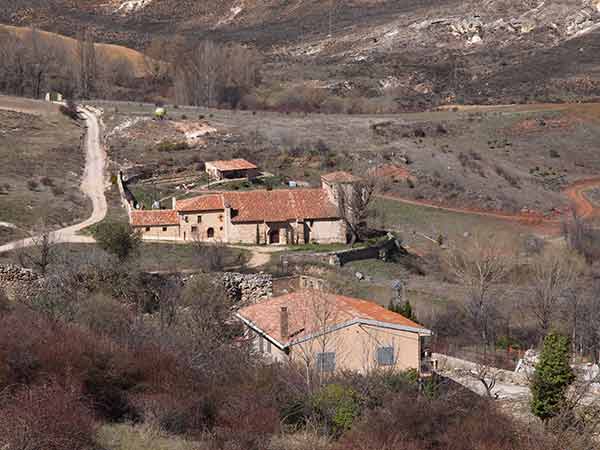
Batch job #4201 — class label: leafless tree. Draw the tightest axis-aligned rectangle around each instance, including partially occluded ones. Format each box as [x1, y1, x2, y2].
[336, 174, 377, 244]
[443, 236, 515, 347]
[76, 29, 96, 99]
[523, 248, 585, 344]
[563, 207, 600, 263]
[174, 39, 261, 107]
[143, 37, 170, 87]
[16, 230, 55, 275]
[469, 359, 499, 398]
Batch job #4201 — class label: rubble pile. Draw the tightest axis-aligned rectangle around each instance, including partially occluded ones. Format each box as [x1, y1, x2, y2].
[0, 264, 44, 302]
[221, 272, 273, 305]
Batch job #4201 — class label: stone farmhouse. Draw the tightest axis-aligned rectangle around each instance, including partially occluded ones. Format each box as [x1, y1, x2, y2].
[130, 172, 357, 245]
[236, 289, 432, 374]
[205, 158, 259, 181]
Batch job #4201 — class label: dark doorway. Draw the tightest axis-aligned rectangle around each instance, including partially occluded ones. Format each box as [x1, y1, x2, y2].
[207, 227, 215, 238]
[269, 229, 280, 244]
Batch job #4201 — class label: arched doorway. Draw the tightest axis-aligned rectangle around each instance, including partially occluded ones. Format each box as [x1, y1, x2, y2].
[207, 227, 215, 239]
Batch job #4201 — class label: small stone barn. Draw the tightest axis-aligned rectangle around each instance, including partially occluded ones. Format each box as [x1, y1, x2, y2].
[205, 159, 259, 181]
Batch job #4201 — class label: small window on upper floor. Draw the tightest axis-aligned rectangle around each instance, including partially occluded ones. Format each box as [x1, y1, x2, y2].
[162, 227, 168, 232]
[377, 346, 395, 366]
[183, 216, 189, 223]
[145, 227, 150, 232]
[219, 215, 224, 222]
[197, 215, 202, 223]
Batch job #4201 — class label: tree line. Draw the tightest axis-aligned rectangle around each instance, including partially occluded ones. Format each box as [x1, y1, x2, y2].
[0, 28, 262, 108]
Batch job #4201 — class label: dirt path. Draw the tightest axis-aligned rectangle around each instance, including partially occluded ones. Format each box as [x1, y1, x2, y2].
[0, 106, 107, 254]
[378, 176, 600, 235]
[229, 245, 285, 269]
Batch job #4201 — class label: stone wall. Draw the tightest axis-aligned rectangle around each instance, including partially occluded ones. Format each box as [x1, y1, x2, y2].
[0, 264, 44, 302]
[282, 234, 405, 267]
[432, 353, 528, 386]
[220, 272, 272, 305]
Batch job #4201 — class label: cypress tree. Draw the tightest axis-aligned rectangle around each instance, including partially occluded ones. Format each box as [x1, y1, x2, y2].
[530, 332, 575, 422]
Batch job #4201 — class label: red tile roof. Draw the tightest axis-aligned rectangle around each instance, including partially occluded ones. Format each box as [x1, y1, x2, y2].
[237, 290, 430, 346]
[131, 209, 179, 227]
[176, 194, 224, 212]
[321, 171, 361, 183]
[223, 189, 339, 223]
[207, 158, 257, 171]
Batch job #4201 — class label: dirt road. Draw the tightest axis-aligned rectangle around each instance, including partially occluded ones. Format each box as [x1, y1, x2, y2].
[0, 107, 107, 254]
[379, 176, 600, 235]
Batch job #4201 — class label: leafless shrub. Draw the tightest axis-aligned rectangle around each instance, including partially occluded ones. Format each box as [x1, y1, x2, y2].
[0, 381, 97, 450]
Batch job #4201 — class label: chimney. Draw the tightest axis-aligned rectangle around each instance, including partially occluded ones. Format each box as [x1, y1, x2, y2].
[171, 197, 176, 210]
[280, 306, 289, 340]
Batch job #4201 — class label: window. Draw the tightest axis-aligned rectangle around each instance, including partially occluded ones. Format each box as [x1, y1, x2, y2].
[377, 346, 395, 366]
[184, 216, 189, 223]
[219, 226, 223, 231]
[316, 352, 336, 373]
[218, 215, 224, 222]
[207, 227, 215, 238]
[197, 215, 202, 224]
[266, 339, 272, 354]
[162, 227, 168, 232]
[191, 226, 198, 234]
[145, 227, 150, 232]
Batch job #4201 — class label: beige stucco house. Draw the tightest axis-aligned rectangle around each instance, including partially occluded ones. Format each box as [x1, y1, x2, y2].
[130, 172, 354, 245]
[236, 290, 432, 374]
[205, 159, 259, 181]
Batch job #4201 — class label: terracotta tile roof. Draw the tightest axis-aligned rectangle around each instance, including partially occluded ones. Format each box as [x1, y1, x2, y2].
[223, 189, 339, 223]
[237, 290, 430, 347]
[176, 194, 224, 212]
[131, 209, 179, 227]
[321, 171, 361, 183]
[207, 158, 257, 171]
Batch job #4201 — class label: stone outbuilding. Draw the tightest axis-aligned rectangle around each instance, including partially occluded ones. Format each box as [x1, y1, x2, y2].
[205, 159, 259, 181]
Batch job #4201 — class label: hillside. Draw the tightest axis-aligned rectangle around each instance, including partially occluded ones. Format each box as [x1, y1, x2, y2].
[3, 0, 600, 108]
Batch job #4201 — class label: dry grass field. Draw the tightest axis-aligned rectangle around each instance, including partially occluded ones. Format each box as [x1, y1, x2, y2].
[96, 100, 600, 218]
[0, 97, 89, 244]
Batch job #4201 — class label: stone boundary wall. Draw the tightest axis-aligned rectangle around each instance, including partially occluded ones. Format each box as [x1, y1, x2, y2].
[282, 236, 403, 267]
[432, 353, 528, 386]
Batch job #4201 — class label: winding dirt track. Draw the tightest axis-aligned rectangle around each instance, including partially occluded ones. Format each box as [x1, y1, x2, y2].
[378, 177, 600, 235]
[0, 107, 107, 254]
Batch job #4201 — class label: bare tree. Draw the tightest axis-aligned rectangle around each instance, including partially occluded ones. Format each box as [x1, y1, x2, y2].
[16, 230, 55, 275]
[443, 236, 515, 347]
[76, 29, 96, 99]
[143, 37, 170, 89]
[336, 174, 377, 244]
[174, 39, 261, 107]
[523, 248, 585, 344]
[469, 360, 499, 398]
